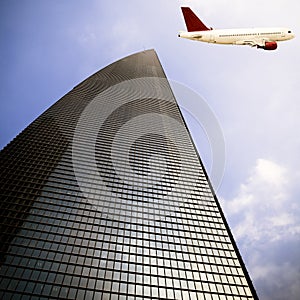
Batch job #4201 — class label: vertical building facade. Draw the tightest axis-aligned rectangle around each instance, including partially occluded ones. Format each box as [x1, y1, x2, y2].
[0, 50, 258, 299]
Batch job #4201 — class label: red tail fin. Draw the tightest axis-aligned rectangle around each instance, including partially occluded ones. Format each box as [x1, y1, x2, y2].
[181, 7, 211, 32]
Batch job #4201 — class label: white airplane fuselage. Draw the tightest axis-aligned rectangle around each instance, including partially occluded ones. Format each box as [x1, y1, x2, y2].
[179, 7, 294, 50]
[179, 27, 294, 47]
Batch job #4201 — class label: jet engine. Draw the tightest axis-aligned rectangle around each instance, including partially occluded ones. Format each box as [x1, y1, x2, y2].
[258, 41, 278, 50]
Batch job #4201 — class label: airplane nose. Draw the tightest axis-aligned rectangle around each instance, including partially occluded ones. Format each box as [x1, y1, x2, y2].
[289, 33, 295, 40]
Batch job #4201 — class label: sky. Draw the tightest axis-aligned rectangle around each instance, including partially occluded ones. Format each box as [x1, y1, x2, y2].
[0, 1, 299, 299]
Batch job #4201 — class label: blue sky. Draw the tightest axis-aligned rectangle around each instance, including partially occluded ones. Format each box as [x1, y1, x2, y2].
[1, 1, 299, 299]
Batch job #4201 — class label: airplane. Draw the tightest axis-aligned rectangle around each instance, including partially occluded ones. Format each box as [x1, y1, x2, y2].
[178, 7, 295, 50]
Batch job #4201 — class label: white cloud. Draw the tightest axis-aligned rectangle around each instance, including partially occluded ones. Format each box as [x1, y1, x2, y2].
[221, 158, 300, 299]
[221, 158, 298, 242]
[252, 260, 300, 300]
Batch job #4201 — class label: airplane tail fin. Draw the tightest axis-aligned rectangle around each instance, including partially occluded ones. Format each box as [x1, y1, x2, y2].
[181, 7, 211, 32]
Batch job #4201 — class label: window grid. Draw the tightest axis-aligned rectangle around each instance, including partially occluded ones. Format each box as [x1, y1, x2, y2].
[0, 50, 257, 299]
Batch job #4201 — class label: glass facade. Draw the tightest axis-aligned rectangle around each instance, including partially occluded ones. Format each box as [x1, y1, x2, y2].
[0, 50, 258, 299]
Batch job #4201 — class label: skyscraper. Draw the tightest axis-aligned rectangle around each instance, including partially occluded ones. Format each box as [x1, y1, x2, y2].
[0, 50, 258, 299]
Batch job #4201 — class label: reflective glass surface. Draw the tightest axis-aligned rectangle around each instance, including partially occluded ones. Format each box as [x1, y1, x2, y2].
[0, 50, 257, 299]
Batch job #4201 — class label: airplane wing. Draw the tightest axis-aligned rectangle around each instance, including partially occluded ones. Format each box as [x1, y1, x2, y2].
[235, 40, 257, 47]
[235, 39, 263, 46]
[236, 39, 277, 50]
